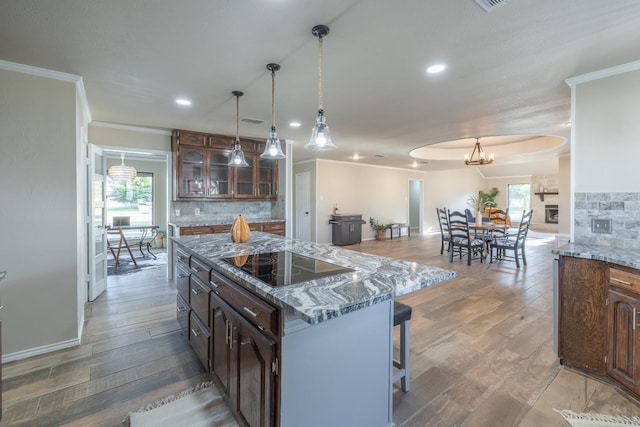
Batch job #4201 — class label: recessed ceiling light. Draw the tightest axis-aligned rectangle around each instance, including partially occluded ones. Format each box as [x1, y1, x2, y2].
[289, 121, 301, 128]
[176, 98, 192, 106]
[426, 64, 446, 74]
[352, 153, 361, 160]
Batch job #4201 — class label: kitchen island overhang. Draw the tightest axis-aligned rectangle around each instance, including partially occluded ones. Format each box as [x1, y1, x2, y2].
[172, 232, 455, 427]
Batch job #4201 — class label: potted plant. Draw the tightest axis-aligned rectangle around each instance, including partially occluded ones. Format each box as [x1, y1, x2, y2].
[369, 217, 391, 240]
[479, 187, 500, 209]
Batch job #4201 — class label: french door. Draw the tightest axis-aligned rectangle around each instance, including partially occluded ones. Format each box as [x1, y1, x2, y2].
[88, 144, 107, 300]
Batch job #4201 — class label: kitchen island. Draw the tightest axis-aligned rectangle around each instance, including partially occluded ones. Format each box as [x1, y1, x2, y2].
[553, 244, 640, 402]
[172, 232, 455, 427]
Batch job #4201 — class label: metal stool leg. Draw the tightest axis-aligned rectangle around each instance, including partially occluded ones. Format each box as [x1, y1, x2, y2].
[392, 316, 411, 392]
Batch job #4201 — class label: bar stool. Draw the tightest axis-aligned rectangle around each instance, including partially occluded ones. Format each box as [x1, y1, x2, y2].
[393, 301, 412, 392]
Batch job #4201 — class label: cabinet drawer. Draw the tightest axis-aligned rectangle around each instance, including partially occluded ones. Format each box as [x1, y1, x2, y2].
[261, 222, 285, 233]
[176, 295, 190, 337]
[180, 226, 214, 236]
[176, 247, 190, 268]
[191, 256, 211, 284]
[176, 263, 191, 302]
[178, 131, 208, 147]
[611, 267, 640, 295]
[189, 312, 210, 371]
[217, 280, 279, 337]
[190, 275, 211, 326]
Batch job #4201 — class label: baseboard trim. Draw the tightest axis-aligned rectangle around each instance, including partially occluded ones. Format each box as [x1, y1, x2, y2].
[3, 338, 81, 363]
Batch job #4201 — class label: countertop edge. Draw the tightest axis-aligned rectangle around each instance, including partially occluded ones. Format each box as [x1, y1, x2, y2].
[552, 243, 640, 270]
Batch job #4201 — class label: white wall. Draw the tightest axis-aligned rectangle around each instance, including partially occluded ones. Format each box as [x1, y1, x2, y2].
[574, 68, 640, 192]
[0, 69, 80, 356]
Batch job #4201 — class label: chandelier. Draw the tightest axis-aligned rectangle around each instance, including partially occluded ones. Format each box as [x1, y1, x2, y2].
[228, 90, 249, 167]
[305, 24, 336, 151]
[108, 153, 137, 180]
[464, 138, 494, 165]
[261, 63, 286, 159]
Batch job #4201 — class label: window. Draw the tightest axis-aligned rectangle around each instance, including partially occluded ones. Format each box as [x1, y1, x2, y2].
[106, 172, 153, 226]
[507, 183, 530, 223]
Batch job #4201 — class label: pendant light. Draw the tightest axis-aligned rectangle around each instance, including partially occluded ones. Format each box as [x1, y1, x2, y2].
[464, 137, 494, 166]
[261, 63, 286, 159]
[228, 90, 249, 167]
[305, 24, 336, 151]
[108, 153, 137, 180]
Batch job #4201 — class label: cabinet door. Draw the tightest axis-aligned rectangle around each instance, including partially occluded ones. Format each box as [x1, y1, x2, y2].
[607, 289, 640, 393]
[211, 293, 237, 403]
[209, 149, 232, 198]
[257, 157, 278, 199]
[558, 257, 607, 372]
[178, 131, 208, 147]
[234, 154, 256, 198]
[235, 314, 277, 427]
[176, 147, 208, 198]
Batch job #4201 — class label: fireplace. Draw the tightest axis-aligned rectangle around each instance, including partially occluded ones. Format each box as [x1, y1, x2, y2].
[545, 205, 559, 224]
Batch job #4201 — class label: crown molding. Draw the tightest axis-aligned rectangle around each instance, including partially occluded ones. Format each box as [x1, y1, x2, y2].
[565, 59, 640, 87]
[90, 121, 172, 136]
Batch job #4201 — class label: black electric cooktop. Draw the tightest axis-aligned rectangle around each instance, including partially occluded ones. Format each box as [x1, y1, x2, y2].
[224, 251, 355, 287]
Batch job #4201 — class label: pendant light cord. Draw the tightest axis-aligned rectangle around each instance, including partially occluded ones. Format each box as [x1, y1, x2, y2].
[318, 35, 324, 110]
[271, 68, 276, 128]
[235, 93, 240, 143]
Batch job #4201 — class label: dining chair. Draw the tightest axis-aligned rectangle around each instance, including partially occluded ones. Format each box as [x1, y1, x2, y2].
[436, 207, 451, 254]
[447, 209, 485, 265]
[489, 209, 533, 268]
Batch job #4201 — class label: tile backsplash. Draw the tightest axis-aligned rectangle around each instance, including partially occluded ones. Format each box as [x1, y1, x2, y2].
[170, 197, 285, 224]
[574, 192, 640, 250]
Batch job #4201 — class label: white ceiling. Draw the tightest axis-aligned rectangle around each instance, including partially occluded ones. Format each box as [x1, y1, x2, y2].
[2, 0, 640, 177]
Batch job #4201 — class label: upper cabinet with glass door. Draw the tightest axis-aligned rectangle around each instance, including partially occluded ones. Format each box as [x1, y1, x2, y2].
[172, 130, 278, 201]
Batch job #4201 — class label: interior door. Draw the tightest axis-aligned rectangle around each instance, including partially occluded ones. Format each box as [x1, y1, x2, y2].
[408, 179, 423, 234]
[295, 172, 311, 241]
[88, 144, 107, 301]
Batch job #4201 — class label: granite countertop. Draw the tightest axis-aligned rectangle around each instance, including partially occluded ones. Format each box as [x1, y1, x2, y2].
[172, 232, 456, 324]
[552, 243, 640, 270]
[169, 218, 286, 227]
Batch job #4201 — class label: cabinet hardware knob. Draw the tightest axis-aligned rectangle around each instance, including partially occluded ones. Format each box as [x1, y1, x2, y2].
[243, 307, 259, 317]
[191, 288, 202, 295]
[209, 280, 219, 288]
[176, 306, 186, 313]
[177, 274, 188, 279]
[191, 328, 201, 337]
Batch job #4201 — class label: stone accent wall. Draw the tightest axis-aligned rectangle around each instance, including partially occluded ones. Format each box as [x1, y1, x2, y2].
[530, 175, 559, 233]
[574, 192, 640, 250]
[169, 199, 283, 224]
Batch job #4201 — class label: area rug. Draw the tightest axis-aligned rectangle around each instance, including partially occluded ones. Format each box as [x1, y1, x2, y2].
[108, 251, 167, 275]
[124, 381, 238, 427]
[555, 409, 640, 426]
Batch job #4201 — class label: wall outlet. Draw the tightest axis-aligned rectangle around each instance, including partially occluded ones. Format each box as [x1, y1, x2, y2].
[591, 218, 612, 234]
[175, 209, 180, 217]
[195, 208, 200, 216]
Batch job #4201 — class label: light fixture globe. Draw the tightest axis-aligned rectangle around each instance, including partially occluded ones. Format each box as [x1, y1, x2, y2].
[228, 90, 249, 167]
[108, 153, 137, 180]
[305, 24, 337, 151]
[305, 109, 335, 150]
[261, 63, 286, 159]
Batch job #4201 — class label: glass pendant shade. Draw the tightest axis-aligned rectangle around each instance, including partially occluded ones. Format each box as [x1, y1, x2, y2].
[228, 90, 250, 167]
[305, 109, 336, 150]
[261, 126, 285, 159]
[261, 63, 286, 159]
[229, 139, 249, 167]
[108, 153, 137, 180]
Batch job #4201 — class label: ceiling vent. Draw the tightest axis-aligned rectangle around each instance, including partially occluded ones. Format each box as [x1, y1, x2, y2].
[241, 116, 265, 124]
[473, 0, 512, 12]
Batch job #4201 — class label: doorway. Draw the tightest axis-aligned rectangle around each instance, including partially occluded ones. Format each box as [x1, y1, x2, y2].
[295, 172, 311, 241]
[408, 179, 423, 234]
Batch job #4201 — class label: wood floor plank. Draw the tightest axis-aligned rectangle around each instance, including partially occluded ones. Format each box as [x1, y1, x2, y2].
[2, 233, 640, 426]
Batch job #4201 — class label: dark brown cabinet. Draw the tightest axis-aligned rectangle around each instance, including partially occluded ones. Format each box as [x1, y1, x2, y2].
[178, 221, 285, 237]
[606, 267, 640, 395]
[174, 247, 281, 427]
[557, 256, 608, 373]
[172, 130, 278, 201]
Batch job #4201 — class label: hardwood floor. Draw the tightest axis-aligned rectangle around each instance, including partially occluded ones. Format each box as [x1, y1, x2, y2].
[1, 234, 639, 426]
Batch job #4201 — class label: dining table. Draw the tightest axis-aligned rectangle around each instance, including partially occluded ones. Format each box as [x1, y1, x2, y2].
[107, 225, 159, 272]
